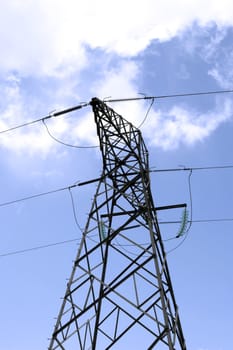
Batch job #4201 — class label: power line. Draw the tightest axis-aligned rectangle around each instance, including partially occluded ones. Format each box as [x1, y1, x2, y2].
[0, 164, 233, 209]
[0, 102, 90, 135]
[186, 170, 193, 232]
[0, 183, 79, 208]
[160, 218, 233, 224]
[68, 187, 83, 233]
[1, 89, 233, 136]
[0, 238, 79, 257]
[150, 165, 233, 173]
[166, 170, 193, 254]
[1, 217, 233, 258]
[137, 97, 155, 128]
[42, 119, 98, 149]
[105, 89, 233, 103]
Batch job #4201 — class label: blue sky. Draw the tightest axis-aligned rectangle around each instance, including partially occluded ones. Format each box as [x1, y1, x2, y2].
[0, 1, 233, 349]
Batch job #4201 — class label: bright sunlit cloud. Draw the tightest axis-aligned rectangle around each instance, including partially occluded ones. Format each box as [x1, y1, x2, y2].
[1, 0, 233, 156]
[143, 97, 233, 149]
[1, 0, 233, 76]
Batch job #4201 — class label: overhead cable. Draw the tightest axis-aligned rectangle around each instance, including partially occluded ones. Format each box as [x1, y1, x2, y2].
[105, 89, 233, 103]
[1, 89, 233, 136]
[137, 97, 155, 128]
[0, 238, 79, 257]
[150, 165, 233, 173]
[68, 187, 83, 233]
[42, 119, 98, 149]
[0, 164, 233, 209]
[186, 169, 193, 232]
[0, 183, 79, 208]
[0, 102, 90, 135]
[165, 169, 193, 253]
[160, 218, 233, 224]
[1, 217, 233, 258]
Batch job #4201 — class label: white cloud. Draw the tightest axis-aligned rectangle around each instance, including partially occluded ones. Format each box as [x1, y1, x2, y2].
[1, 0, 233, 77]
[70, 61, 143, 146]
[89, 60, 155, 128]
[0, 1, 87, 77]
[1, 58, 233, 156]
[208, 49, 233, 89]
[90, 61, 139, 106]
[208, 67, 232, 89]
[0, 76, 67, 156]
[181, 24, 227, 59]
[1, 1, 233, 156]
[179, 24, 233, 89]
[143, 98, 233, 149]
[71, 60, 233, 151]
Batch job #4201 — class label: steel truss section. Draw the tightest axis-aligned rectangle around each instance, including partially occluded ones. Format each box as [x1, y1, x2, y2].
[49, 97, 186, 350]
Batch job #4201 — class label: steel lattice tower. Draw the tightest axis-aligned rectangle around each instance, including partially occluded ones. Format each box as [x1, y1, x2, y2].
[49, 98, 186, 350]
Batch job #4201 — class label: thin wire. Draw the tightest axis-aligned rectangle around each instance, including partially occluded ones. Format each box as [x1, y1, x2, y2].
[86, 232, 150, 252]
[150, 165, 233, 173]
[166, 169, 193, 254]
[0, 187, 91, 258]
[105, 89, 233, 103]
[0, 184, 78, 208]
[0, 102, 90, 135]
[137, 97, 155, 129]
[1, 216, 233, 258]
[68, 187, 83, 233]
[1, 89, 233, 137]
[0, 164, 232, 209]
[165, 232, 188, 255]
[186, 169, 193, 232]
[42, 119, 98, 149]
[113, 236, 150, 257]
[162, 236, 178, 242]
[0, 118, 44, 135]
[160, 218, 233, 224]
[0, 238, 79, 257]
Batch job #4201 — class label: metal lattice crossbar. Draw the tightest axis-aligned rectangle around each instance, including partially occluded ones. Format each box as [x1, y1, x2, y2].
[49, 98, 186, 350]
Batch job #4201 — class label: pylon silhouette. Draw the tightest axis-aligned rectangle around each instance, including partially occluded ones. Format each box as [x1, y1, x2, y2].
[49, 98, 186, 349]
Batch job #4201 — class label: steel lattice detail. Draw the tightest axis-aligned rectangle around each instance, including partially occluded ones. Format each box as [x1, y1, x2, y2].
[49, 98, 186, 350]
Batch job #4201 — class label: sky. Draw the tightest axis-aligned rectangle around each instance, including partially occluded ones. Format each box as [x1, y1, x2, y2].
[0, 1, 233, 349]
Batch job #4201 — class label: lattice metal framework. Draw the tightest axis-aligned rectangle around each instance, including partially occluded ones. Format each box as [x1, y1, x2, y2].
[49, 98, 186, 349]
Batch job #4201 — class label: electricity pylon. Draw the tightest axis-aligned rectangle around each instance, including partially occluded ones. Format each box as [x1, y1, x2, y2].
[49, 98, 186, 349]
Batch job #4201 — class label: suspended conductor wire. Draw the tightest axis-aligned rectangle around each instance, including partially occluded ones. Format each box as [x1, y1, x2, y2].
[166, 231, 188, 255]
[1, 216, 233, 258]
[1, 89, 233, 137]
[0, 117, 44, 135]
[150, 165, 233, 173]
[42, 119, 98, 149]
[0, 238, 80, 257]
[0, 184, 78, 208]
[137, 97, 155, 129]
[86, 228, 150, 253]
[0, 102, 90, 135]
[160, 218, 233, 224]
[166, 169, 193, 254]
[105, 89, 233, 103]
[68, 187, 83, 233]
[0, 231, 99, 258]
[186, 169, 193, 232]
[114, 236, 150, 257]
[0, 164, 232, 210]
